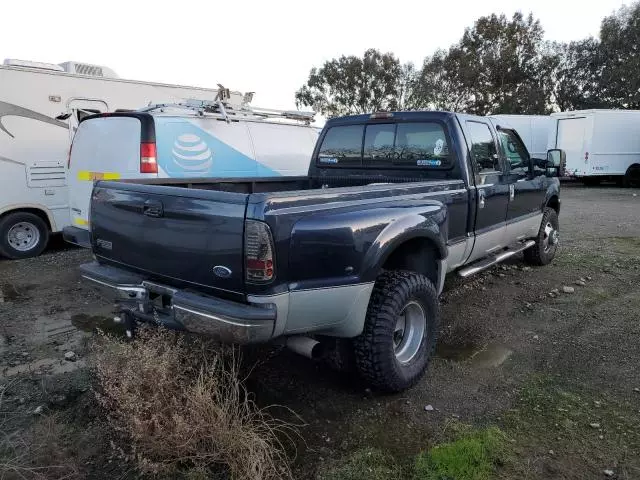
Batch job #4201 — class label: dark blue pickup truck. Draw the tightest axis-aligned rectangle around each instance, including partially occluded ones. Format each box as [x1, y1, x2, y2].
[80, 111, 563, 392]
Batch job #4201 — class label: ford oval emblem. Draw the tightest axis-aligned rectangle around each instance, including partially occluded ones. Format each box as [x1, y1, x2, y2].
[213, 266, 232, 278]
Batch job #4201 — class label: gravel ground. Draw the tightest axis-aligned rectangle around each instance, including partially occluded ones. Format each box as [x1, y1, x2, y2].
[1, 184, 639, 479]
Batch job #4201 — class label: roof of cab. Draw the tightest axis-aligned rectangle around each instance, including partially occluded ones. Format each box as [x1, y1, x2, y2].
[324, 111, 460, 127]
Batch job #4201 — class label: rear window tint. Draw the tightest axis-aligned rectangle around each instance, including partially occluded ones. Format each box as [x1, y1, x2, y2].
[364, 123, 396, 166]
[317, 125, 363, 166]
[318, 122, 452, 168]
[394, 123, 450, 167]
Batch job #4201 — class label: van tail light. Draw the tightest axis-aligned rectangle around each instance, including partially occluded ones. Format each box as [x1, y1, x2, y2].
[140, 142, 157, 174]
[244, 220, 275, 283]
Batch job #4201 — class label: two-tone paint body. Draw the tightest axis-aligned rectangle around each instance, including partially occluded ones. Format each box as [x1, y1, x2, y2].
[82, 111, 560, 343]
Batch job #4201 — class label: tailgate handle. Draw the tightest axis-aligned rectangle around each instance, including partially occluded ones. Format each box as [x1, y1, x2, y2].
[143, 200, 164, 218]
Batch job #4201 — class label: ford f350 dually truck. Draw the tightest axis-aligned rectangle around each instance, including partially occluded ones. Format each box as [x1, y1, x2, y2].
[79, 111, 563, 392]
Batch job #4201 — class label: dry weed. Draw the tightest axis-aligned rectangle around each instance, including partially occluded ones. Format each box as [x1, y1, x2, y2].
[0, 413, 82, 480]
[92, 328, 297, 479]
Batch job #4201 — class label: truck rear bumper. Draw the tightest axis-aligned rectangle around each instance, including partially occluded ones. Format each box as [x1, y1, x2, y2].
[63, 226, 91, 248]
[79, 262, 276, 343]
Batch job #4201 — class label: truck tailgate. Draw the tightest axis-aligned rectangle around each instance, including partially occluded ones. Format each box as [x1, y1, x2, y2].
[89, 181, 248, 294]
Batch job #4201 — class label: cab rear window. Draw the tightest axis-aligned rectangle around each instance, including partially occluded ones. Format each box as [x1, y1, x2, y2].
[317, 122, 452, 168]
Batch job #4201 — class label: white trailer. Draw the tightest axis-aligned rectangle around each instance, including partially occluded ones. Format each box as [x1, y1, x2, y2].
[0, 58, 244, 259]
[549, 110, 640, 187]
[489, 114, 553, 160]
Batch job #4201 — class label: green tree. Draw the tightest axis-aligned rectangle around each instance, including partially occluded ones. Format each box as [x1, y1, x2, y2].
[598, 3, 640, 108]
[551, 39, 606, 111]
[295, 49, 413, 117]
[413, 12, 555, 115]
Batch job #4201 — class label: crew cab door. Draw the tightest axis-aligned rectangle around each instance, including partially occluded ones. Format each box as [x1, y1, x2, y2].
[496, 128, 546, 241]
[462, 119, 510, 262]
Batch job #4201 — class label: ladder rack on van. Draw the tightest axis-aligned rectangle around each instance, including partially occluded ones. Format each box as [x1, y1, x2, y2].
[139, 99, 316, 125]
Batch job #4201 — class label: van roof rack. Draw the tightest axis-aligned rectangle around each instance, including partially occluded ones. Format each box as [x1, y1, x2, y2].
[139, 98, 315, 125]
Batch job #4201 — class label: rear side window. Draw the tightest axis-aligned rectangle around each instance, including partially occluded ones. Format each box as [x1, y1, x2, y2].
[318, 125, 364, 166]
[318, 121, 453, 168]
[466, 121, 500, 172]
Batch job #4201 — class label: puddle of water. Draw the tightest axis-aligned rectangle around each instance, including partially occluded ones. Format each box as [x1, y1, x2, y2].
[436, 343, 478, 361]
[71, 313, 126, 336]
[437, 342, 513, 368]
[468, 343, 513, 368]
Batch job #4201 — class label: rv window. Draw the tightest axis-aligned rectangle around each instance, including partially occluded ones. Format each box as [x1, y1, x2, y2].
[76, 109, 101, 122]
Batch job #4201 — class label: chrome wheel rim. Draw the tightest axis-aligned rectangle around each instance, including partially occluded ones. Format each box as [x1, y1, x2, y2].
[394, 300, 426, 364]
[542, 222, 558, 253]
[7, 222, 40, 252]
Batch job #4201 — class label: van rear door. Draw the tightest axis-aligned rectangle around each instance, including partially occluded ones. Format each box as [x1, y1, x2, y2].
[68, 114, 153, 231]
[555, 117, 589, 176]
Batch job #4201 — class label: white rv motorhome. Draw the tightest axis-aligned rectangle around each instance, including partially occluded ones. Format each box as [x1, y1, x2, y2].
[0, 59, 245, 259]
[549, 110, 640, 187]
[489, 114, 553, 160]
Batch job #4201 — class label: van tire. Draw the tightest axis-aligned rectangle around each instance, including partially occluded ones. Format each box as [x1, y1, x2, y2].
[623, 165, 640, 188]
[524, 208, 559, 266]
[353, 271, 439, 393]
[0, 212, 49, 259]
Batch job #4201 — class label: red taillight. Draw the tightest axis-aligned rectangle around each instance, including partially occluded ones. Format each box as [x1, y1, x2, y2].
[244, 220, 275, 283]
[140, 142, 157, 174]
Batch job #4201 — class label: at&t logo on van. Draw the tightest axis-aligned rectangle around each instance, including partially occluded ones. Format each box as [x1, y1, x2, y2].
[171, 134, 213, 172]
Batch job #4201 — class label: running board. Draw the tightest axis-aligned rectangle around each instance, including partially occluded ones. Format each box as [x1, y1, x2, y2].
[458, 240, 535, 278]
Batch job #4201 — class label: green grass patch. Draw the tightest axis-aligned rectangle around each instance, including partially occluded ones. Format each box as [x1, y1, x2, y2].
[316, 448, 405, 480]
[414, 426, 507, 480]
[317, 426, 509, 480]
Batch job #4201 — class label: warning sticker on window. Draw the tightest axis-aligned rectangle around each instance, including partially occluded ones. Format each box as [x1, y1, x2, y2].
[417, 159, 442, 166]
[319, 156, 339, 164]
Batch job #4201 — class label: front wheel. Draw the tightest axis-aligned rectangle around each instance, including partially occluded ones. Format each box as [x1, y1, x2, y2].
[524, 208, 559, 266]
[353, 271, 439, 393]
[0, 212, 49, 259]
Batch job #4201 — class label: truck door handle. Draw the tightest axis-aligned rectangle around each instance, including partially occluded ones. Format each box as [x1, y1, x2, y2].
[509, 184, 515, 201]
[479, 190, 485, 209]
[143, 200, 164, 218]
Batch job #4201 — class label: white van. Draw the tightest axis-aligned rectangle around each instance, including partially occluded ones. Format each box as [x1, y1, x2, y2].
[64, 100, 318, 247]
[549, 110, 640, 186]
[489, 115, 553, 160]
[0, 57, 245, 259]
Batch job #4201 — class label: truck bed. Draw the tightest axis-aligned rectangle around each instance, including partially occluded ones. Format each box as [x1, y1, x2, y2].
[89, 174, 466, 300]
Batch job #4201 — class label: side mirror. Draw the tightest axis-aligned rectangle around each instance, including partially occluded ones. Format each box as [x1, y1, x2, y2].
[546, 149, 565, 177]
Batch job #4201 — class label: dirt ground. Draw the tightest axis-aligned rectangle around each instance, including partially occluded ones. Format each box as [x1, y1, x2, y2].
[1, 184, 639, 479]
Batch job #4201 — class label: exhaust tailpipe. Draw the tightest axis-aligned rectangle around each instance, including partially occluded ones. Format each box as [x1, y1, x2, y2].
[286, 336, 323, 360]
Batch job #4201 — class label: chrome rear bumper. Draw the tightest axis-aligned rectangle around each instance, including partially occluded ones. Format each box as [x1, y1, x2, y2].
[79, 262, 276, 343]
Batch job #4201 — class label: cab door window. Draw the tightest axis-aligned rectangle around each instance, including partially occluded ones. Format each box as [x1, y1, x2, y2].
[497, 129, 529, 175]
[466, 121, 501, 173]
